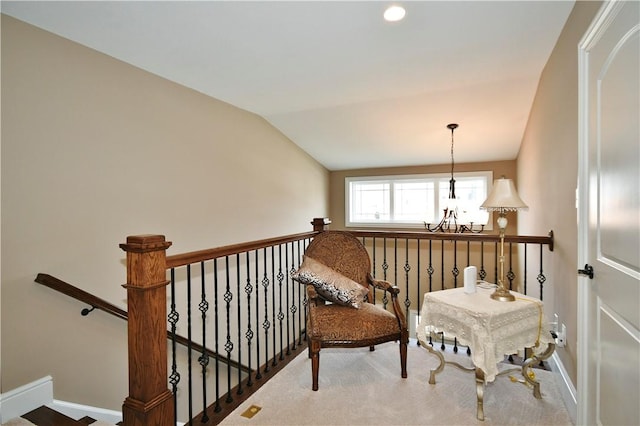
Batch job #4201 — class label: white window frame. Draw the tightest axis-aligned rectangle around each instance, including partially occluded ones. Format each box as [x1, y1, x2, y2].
[345, 171, 494, 229]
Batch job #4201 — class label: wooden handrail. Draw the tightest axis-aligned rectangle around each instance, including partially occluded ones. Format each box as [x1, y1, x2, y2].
[165, 227, 553, 270]
[347, 229, 554, 251]
[34, 273, 250, 373]
[35, 273, 128, 320]
[166, 230, 319, 268]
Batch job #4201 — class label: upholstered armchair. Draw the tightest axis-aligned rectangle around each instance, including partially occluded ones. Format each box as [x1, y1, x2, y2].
[294, 231, 408, 391]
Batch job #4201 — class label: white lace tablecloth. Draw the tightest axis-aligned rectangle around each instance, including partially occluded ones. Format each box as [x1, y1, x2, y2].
[417, 286, 554, 382]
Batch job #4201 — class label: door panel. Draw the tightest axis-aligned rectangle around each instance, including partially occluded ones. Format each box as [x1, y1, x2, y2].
[578, 1, 640, 424]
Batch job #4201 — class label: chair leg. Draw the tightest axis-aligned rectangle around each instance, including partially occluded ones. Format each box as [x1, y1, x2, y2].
[400, 330, 408, 378]
[310, 339, 321, 391]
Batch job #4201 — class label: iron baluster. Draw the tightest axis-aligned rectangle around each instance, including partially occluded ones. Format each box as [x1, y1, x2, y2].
[213, 259, 221, 412]
[235, 254, 243, 396]
[538, 244, 547, 301]
[427, 240, 434, 347]
[372, 237, 377, 304]
[199, 261, 209, 423]
[271, 246, 277, 367]
[186, 264, 194, 421]
[440, 240, 445, 291]
[297, 240, 304, 345]
[277, 245, 285, 361]
[262, 249, 271, 373]
[416, 239, 421, 344]
[244, 253, 254, 387]
[224, 257, 233, 404]
[523, 244, 528, 295]
[453, 240, 460, 288]
[507, 242, 515, 289]
[168, 268, 180, 422]
[254, 251, 262, 380]
[403, 239, 411, 320]
[479, 241, 487, 281]
[285, 243, 292, 355]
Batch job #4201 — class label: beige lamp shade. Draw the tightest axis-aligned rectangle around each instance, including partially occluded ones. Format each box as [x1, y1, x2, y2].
[481, 178, 528, 211]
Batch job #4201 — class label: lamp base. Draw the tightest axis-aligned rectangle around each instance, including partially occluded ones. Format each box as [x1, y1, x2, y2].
[490, 287, 516, 302]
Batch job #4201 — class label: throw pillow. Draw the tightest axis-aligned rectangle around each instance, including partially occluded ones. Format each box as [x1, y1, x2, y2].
[291, 256, 369, 308]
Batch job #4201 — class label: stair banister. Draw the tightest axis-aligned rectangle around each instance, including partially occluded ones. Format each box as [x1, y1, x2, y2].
[120, 234, 174, 426]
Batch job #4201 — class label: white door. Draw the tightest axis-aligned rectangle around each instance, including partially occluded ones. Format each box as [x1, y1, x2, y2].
[578, 1, 640, 424]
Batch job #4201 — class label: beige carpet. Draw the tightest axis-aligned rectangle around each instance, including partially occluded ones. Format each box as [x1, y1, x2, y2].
[220, 339, 572, 426]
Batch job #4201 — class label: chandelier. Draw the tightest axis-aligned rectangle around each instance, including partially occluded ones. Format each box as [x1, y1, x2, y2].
[425, 123, 484, 233]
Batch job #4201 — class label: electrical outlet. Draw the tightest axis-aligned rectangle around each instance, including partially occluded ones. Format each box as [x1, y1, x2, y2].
[556, 323, 566, 348]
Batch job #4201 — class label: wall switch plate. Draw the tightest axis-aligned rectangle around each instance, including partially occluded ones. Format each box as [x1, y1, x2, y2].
[556, 323, 567, 348]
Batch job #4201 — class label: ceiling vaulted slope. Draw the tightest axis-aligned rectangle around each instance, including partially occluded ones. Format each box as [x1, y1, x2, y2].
[1, 1, 575, 171]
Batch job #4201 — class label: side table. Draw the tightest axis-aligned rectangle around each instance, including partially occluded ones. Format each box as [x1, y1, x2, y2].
[416, 286, 555, 421]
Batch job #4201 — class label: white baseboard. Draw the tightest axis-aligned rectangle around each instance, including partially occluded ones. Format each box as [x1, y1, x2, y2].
[0, 376, 53, 423]
[548, 352, 577, 425]
[0, 376, 122, 425]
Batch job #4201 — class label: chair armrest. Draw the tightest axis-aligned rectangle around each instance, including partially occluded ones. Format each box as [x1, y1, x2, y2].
[366, 273, 407, 330]
[367, 273, 400, 296]
[306, 284, 327, 306]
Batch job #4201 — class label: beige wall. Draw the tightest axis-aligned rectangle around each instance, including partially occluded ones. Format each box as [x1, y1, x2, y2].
[330, 160, 517, 233]
[0, 15, 328, 408]
[517, 0, 603, 387]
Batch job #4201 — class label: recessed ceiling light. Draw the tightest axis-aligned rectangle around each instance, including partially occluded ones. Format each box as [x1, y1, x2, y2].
[384, 5, 406, 22]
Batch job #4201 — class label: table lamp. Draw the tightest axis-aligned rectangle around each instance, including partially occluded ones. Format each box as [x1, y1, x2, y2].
[481, 177, 528, 301]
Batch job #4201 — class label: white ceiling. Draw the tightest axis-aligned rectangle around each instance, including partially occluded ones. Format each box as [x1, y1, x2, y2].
[1, 1, 575, 171]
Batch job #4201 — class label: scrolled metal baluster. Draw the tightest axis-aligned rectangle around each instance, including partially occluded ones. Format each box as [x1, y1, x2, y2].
[186, 264, 194, 421]
[224, 257, 233, 404]
[262, 249, 271, 373]
[453, 240, 459, 288]
[416, 239, 421, 344]
[254, 250, 262, 380]
[479, 241, 487, 281]
[271, 246, 278, 367]
[235, 254, 243, 396]
[285, 243, 292, 355]
[298, 239, 307, 345]
[403, 239, 411, 320]
[198, 261, 210, 423]
[427, 240, 434, 346]
[452, 241, 459, 353]
[277, 245, 285, 361]
[507, 242, 515, 289]
[168, 268, 181, 420]
[213, 260, 221, 412]
[380, 237, 388, 307]
[244, 253, 254, 387]
[537, 244, 547, 301]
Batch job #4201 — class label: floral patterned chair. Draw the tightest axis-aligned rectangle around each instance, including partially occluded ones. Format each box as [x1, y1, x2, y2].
[293, 231, 408, 390]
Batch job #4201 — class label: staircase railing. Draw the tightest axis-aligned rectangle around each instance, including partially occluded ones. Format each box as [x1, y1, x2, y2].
[38, 217, 554, 425]
[33, 273, 246, 373]
[119, 219, 330, 425]
[118, 218, 553, 425]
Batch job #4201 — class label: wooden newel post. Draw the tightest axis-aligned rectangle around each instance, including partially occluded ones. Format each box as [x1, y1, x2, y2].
[120, 235, 174, 426]
[311, 217, 331, 232]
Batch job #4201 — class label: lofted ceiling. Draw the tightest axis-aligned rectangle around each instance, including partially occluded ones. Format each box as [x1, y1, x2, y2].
[1, 1, 575, 171]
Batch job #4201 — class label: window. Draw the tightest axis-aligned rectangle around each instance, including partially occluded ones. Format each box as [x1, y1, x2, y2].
[346, 171, 493, 228]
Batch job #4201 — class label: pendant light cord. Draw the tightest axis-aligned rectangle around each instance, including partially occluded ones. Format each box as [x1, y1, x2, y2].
[447, 123, 458, 200]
